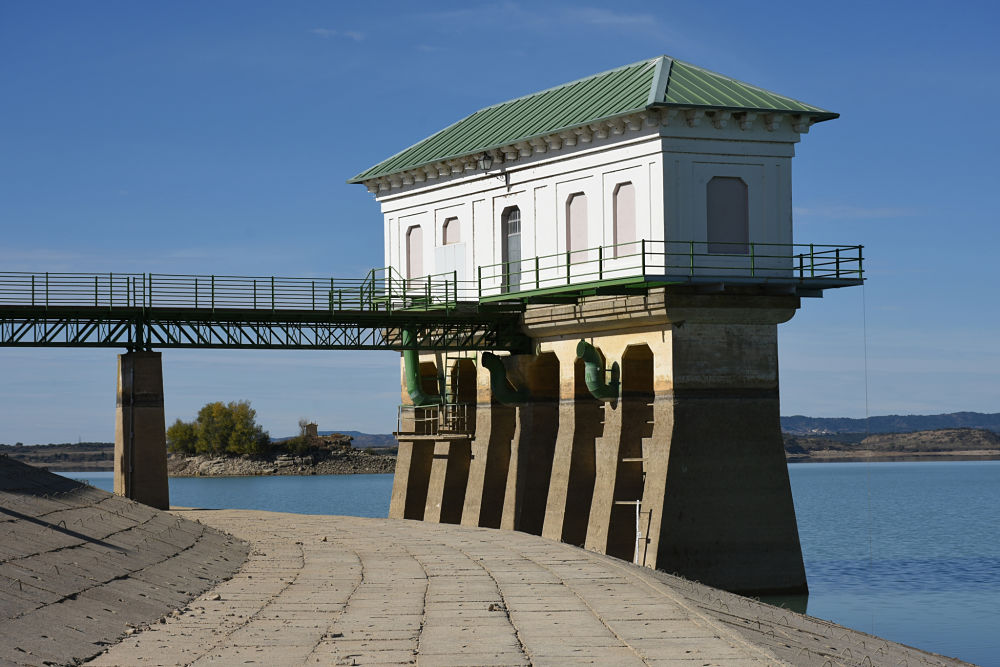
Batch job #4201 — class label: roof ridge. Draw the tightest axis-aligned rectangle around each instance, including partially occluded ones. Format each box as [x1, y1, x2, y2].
[662, 59, 828, 112]
[472, 56, 660, 114]
[646, 56, 673, 107]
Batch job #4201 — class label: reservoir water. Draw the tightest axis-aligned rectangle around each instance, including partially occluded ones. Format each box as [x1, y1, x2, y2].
[62, 460, 1000, 665]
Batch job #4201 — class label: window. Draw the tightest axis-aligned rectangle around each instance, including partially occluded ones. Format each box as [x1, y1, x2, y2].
[707, 177, 748, 254]
[501, 206, 521, 293]
[406, 225, 423, 278]
[613, 182, 635, 257]
[442, 217, 459, 245]
[566, 193, 587, 258]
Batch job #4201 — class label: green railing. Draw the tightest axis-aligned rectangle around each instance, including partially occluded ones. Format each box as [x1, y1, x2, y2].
[365, 267, 467, 313]
[0, 269, 464, 312]
[476, 240, 863, 298]
[0, 240, 862, 312]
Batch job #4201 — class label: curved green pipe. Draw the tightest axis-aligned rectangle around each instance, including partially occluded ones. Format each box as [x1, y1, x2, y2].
[402, 329, 441, 406]
[481, 352, 530, 405]
[576, 340, 620, 402]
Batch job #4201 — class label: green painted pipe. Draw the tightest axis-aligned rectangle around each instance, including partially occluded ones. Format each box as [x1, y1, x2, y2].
[576, 339, 620, 402]
[401, 329, 441, 406]
[481, 352, 529, 405]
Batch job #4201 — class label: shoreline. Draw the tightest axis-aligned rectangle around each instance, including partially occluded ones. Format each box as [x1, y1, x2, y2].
[36, 449, 1000, 474]
[165, 451, 395, 477]
[787, 449, 1000, 463]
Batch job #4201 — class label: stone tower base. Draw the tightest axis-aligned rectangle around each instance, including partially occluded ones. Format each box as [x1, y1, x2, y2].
[391, 289, 807, 595]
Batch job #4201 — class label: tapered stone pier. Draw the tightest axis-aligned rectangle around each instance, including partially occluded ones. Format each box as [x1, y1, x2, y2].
[391, 287, 808, 595]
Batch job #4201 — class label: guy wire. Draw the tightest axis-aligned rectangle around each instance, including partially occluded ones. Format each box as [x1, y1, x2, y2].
[862, 280, 874, 634]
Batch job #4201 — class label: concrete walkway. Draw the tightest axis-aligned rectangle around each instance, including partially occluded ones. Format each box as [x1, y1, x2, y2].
[89, 510, 968, 667]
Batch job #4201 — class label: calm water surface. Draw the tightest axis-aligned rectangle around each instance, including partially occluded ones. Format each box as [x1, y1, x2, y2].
[63, 461, 1000, 666]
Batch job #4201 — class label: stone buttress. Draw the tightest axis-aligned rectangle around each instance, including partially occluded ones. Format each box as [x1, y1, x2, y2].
[389, 287, 808, 595]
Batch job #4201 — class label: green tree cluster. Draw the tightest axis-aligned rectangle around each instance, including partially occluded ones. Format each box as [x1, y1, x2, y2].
[167, 400, 270, 457]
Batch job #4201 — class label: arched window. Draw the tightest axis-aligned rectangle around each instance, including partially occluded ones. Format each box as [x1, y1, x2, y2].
[501, 206, 521, 293]
[566, 193, 587, 259]
[707, 177, 748, 255]
[612, 182, 635, 257]
[406, 225, 423, 279]
[442, 217, 459, 245]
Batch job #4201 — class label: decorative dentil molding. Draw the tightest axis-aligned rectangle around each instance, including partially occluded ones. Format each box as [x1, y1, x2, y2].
[364, 108, 805, 195]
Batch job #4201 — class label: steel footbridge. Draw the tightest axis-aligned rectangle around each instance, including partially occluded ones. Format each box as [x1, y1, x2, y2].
[0, 241, 862, 352]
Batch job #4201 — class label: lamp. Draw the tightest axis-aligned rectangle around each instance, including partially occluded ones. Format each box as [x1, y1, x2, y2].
[477, 152, 494, 170]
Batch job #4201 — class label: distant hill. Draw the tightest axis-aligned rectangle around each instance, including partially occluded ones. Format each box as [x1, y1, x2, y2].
[0, 441, 114, 471]
[781, 411, 1000, 435]
[784, 428, 1000, 462]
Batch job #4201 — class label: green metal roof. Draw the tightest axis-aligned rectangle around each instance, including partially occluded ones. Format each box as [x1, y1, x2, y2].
[350, 56, 836, 184]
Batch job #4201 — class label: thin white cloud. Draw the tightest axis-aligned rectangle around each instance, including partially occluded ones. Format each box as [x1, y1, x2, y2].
[428, 2, 528, 24]
[566, 7, 659, 28]
[418, 3, 698, 55]
[794, 205, 919, 220]
[425, 3, 660, 33]
[0, 248, 87, 264]
[309, 28, 365, 42]
[167, 349, 398, 371]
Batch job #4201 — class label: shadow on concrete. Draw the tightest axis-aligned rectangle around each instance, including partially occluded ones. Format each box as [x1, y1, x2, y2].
[0, 505, 127, 553]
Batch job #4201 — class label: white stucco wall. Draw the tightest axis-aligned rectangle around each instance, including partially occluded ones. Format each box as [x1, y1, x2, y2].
[374, 116, 802, 295]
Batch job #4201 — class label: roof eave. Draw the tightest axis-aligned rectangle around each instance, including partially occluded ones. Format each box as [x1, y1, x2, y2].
[348, 107, 653, 185]
[348, 104, 839, 186]
[646, 101, 839, 123]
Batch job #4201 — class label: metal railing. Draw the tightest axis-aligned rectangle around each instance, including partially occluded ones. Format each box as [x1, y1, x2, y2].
[366, 267, 468, 312]
[476, 239, 863, 298]
[0, 240, 862, 312]
[397, 403, 475, 436]
[0, 268, 465, 312]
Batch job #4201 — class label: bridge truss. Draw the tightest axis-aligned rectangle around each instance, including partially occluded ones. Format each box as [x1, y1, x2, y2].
[0, 306, 529, 351]
[0, 271, 528, 352]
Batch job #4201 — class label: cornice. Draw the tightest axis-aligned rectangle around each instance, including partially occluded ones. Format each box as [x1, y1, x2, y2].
[363, 109, 816, 195]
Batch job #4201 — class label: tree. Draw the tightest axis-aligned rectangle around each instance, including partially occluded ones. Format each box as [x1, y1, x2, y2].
[166, 419, 198, 454]
[166, 400, 270, 457]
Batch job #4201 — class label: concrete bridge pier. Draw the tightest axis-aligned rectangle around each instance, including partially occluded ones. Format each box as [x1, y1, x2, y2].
[650, 316, 807, 594]
[114, 350, 170, 510]
[542, 347, 602, 548]
[499, 353, 559, 536]
[460, 377, 515, 529]
[422, 438, 472, 524]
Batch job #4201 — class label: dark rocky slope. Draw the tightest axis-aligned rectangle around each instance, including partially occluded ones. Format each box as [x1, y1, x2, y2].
[0, 456, 249, 666]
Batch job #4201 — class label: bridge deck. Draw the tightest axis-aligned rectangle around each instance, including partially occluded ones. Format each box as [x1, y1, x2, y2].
[0, 241, 862, 351]
[0, 269, 528, 351]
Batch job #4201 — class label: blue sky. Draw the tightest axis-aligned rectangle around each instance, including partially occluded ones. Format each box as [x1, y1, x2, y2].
[1, 1, 998, 443]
